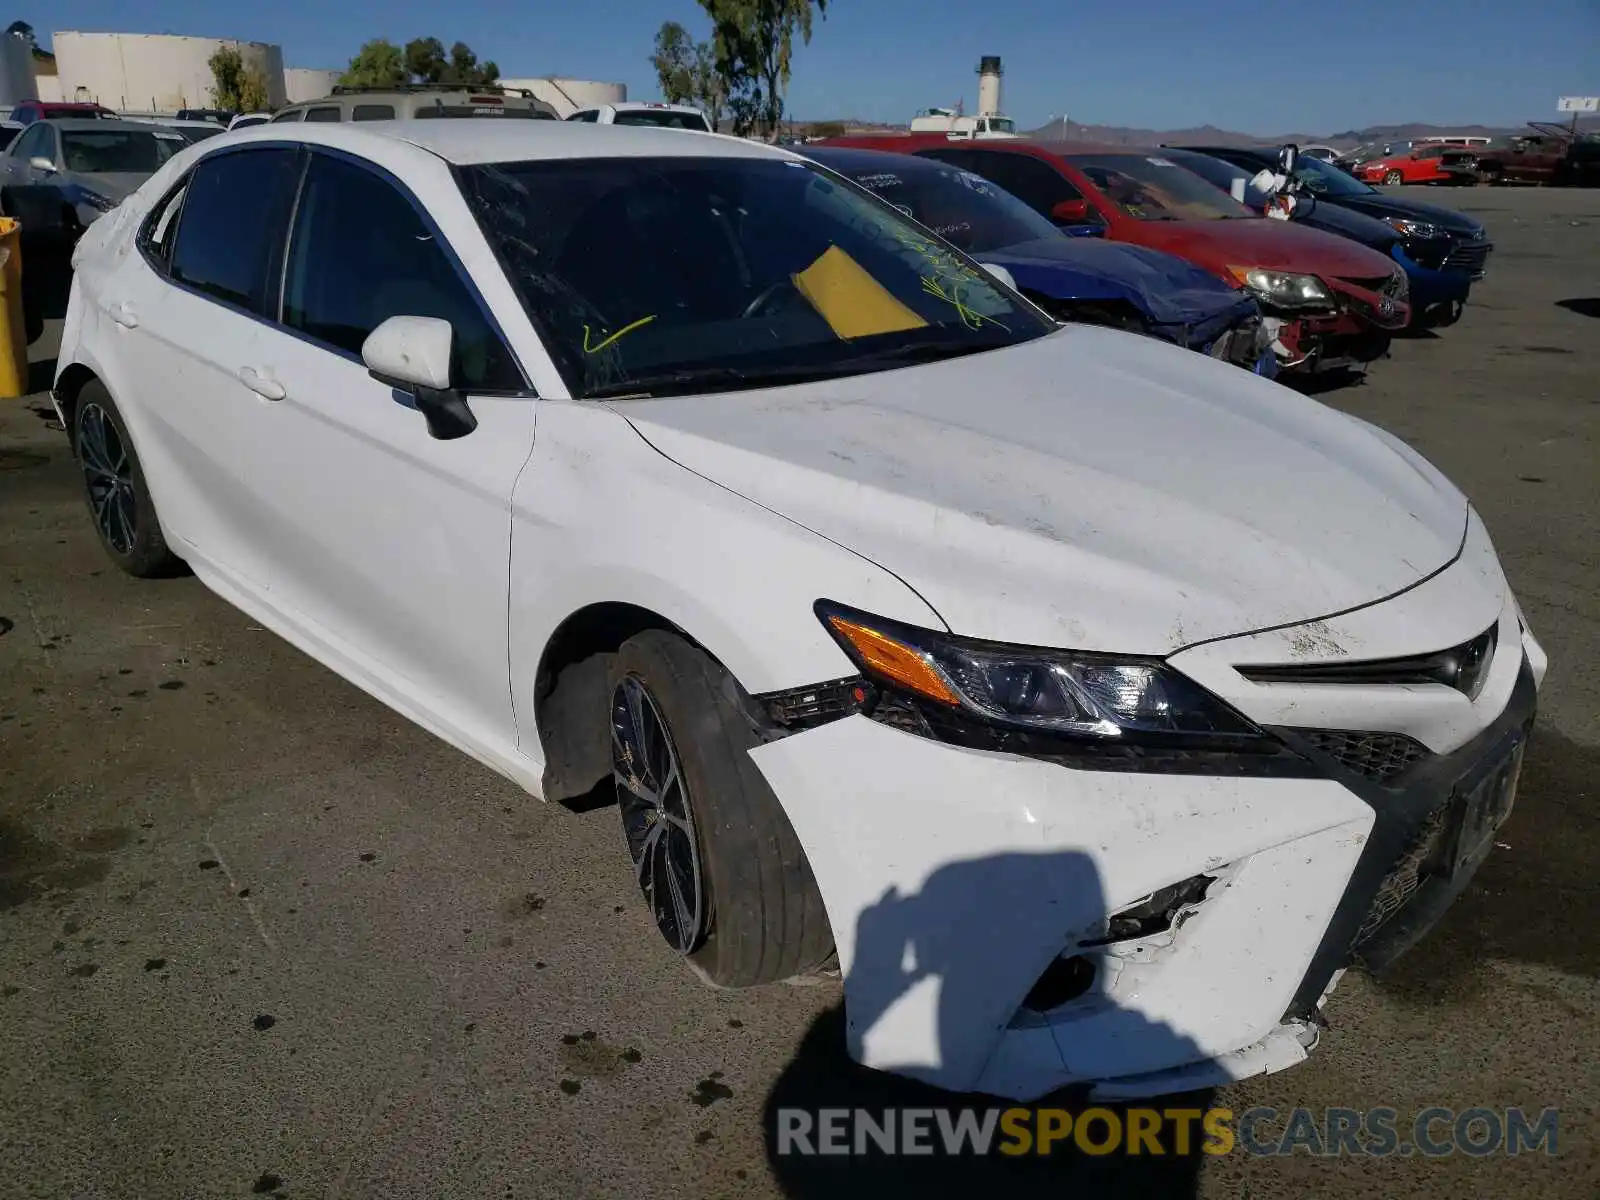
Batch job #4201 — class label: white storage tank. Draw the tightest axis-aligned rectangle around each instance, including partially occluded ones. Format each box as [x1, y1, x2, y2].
[284, 67, 339, 104]
[496, 76, 625, 118]
[52, 31, 287, 112]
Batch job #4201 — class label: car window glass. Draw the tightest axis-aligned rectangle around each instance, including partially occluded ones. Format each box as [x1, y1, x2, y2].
[947, 152, 1091, 220]
[567, 110, 598, 123]
[352, 104, 395, 121]
[138, 180, 188, 267]
[169, 148, 302, 313]
[271, 109, 305, 123]
[62, 129, 183, 173]
[280, 153, 522, 390]
[13, 124, 49, 161]
[304, 107, 342, 123]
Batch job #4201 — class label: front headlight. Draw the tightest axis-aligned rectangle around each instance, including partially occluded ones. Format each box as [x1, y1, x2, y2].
[816, 602, 1258, 743]
[1226, 266, 1333, 309]
[1383, 216, 1444, 240]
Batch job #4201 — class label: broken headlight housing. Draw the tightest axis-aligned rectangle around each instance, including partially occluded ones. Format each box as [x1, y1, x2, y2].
[816, 601, 1269, 752]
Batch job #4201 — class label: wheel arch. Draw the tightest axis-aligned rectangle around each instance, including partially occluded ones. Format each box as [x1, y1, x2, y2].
[51, 361, 101, 452]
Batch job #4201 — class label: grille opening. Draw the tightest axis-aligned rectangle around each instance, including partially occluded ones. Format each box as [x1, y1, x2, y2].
[1085, 874, 1216, 946]
[759, 677, 868, 730]
[1298, 730, 1431, 785]
[1020, 955, 1096, 1013]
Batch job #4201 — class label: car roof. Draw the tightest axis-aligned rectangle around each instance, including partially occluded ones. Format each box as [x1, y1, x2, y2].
[610, 101, 703, 113]
[226, 119, 789, 165]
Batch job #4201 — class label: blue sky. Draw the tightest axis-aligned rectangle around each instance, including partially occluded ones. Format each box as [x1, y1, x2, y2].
[34, 0, 1600, 132]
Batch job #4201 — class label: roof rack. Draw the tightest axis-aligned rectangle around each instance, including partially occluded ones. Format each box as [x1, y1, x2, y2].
[330, 82, 535, 99]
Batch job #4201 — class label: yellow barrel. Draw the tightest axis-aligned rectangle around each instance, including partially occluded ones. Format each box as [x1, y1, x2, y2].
[0, 216, 25, 398]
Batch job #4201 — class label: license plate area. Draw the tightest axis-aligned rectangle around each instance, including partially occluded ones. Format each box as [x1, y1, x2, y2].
[1445, 737, 1524, 875]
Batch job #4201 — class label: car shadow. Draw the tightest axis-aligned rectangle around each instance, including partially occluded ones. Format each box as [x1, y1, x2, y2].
[762, 848, 1214, 1198]
[1279, 367, 1368, 396]
[1555, 297, 1600, 319]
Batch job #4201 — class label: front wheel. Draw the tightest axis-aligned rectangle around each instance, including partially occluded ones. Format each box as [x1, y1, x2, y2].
[73, 381, 182, 577]
[608, 630, 832, 987]
[1383, 170, 1404, 186]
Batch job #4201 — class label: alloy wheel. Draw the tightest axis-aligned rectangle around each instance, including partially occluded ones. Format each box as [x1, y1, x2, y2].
[612, 675, 706, 954]
[78, 403, 137, 555]
[1384, 170, 1404, 186]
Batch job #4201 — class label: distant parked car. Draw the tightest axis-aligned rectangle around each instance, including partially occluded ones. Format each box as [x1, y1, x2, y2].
[806, 145, 1273, 372]
[8, 100, 116, 126]
[0, 118, 188, 226]
[822, 135, 1411, 373]
[1167, 146, 1492, 326]
[269, 83, 558, 123]
[228, 112, 273, 131]
[1474, 124, 1600, 186]
[175, 108, 235, 126]
[1297, 145, 1341, 162]
[565, 102, 711, 131]
[1356, 144, 1478, 186]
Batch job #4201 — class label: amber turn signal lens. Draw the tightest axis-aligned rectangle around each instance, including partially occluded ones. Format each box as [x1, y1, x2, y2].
[827, 616, 959, 705]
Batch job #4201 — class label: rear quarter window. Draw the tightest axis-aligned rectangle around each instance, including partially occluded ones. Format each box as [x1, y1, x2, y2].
[352, 104, 395, 121]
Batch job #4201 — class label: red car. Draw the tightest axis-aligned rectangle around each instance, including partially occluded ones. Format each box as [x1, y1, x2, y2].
[1357, 143, 1477, 186]
[7, 100, 117, 126]
[820, 135, 1411, 372]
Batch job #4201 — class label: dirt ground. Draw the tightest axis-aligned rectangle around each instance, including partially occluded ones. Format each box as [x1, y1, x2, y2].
[1, 184, 1595, 1199]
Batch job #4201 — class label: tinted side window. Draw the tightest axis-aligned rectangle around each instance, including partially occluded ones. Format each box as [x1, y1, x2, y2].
[280, 153, 522, 390]
[567, 110, 599, 123]
[12, 124, 49, 161]
[352, 104, 395, 121]
[304, 107, 342, 123]
[962, 153, 1086, 216]
[169, 148, 302, 313]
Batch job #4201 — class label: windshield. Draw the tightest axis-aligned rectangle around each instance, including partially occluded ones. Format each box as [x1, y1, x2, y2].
[612, 109, 711, 131]
[1290, 155, 1375, 197]
[61, 130, 184, 173]
[817, 157, 1061, 254]
[1068, 154, 1255, 221]
[459, 156, 1051, 398]
[983, 118, 1016, 134]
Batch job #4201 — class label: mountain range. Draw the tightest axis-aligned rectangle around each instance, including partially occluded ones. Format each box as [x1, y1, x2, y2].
[1025, 116, 1599, 148]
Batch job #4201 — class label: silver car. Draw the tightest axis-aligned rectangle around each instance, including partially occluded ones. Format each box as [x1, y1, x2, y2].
[0, 118, 188, 225]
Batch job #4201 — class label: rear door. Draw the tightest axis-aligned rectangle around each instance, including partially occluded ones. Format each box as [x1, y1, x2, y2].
[242, 149, 536, 750]
[95, 145, 304, 587]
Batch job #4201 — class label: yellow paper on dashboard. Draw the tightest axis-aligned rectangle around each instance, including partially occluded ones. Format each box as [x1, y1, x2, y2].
[791, 245, 929, 340]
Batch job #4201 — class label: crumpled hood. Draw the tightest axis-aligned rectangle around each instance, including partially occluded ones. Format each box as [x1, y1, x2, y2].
[1137, 216, 1402, 278]
[981, 237, 1257, 334]
[619, 327, 1467, 654]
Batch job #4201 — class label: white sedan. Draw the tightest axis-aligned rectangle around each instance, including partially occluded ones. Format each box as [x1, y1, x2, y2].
[53, 121, 1546, 1101]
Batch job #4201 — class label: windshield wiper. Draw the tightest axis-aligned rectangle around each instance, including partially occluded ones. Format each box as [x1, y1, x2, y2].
[583, 340, 1003, 399]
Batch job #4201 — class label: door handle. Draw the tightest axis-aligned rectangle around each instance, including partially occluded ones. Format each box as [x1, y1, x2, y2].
[237, 367, 286, 401]
[108, 302, 138, 329]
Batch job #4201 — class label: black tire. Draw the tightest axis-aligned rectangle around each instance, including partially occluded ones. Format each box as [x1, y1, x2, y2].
[608, 629, 832, 987]
[1383, 170, 1404, 186]
[72, 381, 182, 578]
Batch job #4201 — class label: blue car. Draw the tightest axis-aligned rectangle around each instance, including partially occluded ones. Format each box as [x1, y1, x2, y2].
[805, 147, 1274, 375]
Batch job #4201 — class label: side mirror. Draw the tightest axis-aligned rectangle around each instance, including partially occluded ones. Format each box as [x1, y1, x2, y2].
[977, 261, 1016, 291]
[29, 156, 57, 174]
[1050, 198, 1092, 224]
[361, 315, 477, 441]
[1277, 143, 1298, 176]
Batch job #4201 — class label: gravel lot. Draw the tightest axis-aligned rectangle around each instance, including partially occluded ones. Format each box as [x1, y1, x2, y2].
[1, 184, 1595, 1199]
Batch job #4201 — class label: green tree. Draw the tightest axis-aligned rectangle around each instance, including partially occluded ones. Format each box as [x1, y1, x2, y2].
[443, 40, 498, 85]
[339, 39, 407, 88]
[650, 22, 696, 104]
[699, 0, 828, 140]
[404, 36, 448, 83]
[208, 45, 272, 112]
[691, 41, 725, 131]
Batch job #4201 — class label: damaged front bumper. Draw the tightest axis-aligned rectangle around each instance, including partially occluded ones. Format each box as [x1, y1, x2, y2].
[749, 520, 1545, 1101]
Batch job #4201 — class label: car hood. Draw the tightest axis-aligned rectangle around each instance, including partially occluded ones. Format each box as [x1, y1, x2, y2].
[1133, 216, 1399, 278]
[1294, 197, 1401, 250]
[1325, 191, 1486, 236]
[616, 326, 1468, 654]
[979, 236, 1256, 331]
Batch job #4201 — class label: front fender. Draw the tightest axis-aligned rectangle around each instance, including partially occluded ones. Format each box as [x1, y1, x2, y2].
[507, 400, 944, 779]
